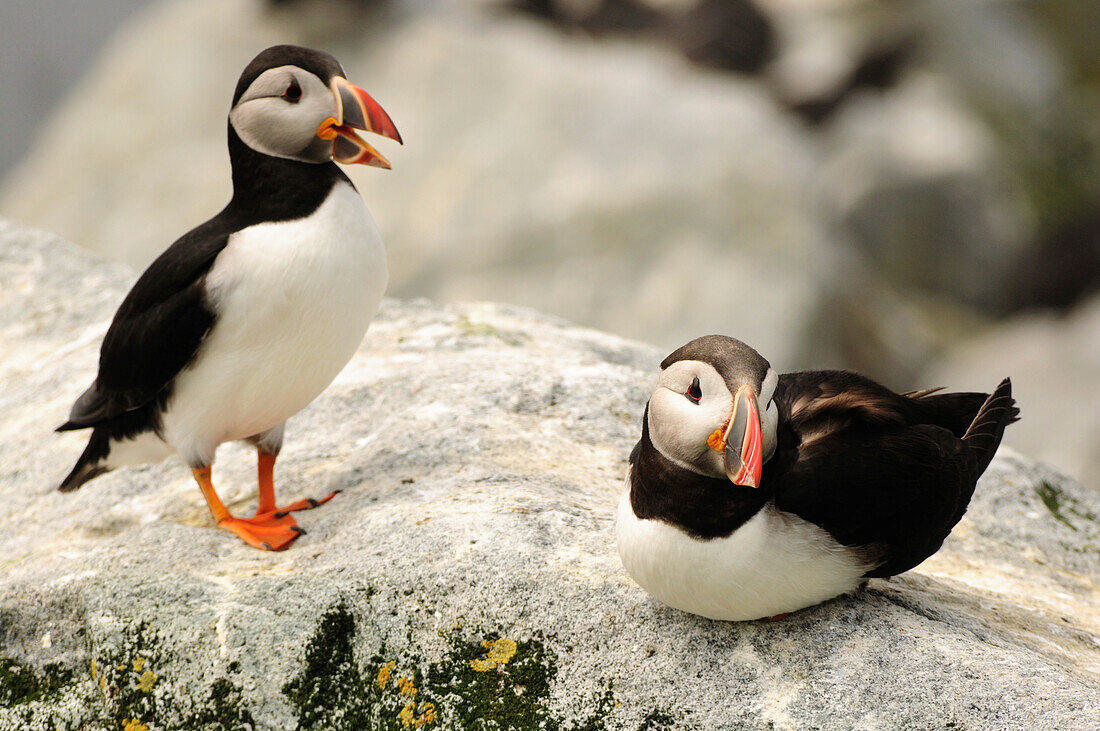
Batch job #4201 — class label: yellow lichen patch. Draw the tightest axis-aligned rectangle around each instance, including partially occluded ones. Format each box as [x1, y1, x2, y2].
[137, 670, 157, 692]
[396, 676, 417, 696]
[469, 658, 495, 672]
[399, 701, 437, 728]
[707, 426, 727, 452]
[133, 657, 146, 672]
[470, 638, 518, 672]
[486, 638, 517, 664]
[376, 660, 396, 690]
[122, 719, 148, 731]
[90, 660, 98, 680]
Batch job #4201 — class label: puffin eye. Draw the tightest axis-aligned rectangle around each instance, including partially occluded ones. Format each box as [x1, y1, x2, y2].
[685, 377, 702, 404]
[282, 81, 302, 102]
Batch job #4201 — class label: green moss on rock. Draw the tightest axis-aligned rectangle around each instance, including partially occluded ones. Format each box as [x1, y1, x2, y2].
[0, 658, 73, 706]
[0, 657, 86, 730]
[283, 603, 378, 729]
[2, 623, 258, 731]
[1, 657, 43, 706]
[183, 678, 257, 731]
[425, 631, 559, 729]
[636, 709, 679, 731]
[85, 624, 171, 727]
[454, 315, 524, 346]
[282, 603, 626, 730]
[1035, 480, 1099, 531]
[1036, 480, 1078, 530]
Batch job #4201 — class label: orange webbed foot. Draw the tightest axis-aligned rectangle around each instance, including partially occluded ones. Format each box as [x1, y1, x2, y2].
[217, 512, 304, 551]
[268, 489, 341, 518]
[193, 463, 315, 551]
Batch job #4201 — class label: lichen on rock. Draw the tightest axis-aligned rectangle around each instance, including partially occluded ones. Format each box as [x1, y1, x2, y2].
[281, 602, 618, 731]
[469, 638, 518, 672]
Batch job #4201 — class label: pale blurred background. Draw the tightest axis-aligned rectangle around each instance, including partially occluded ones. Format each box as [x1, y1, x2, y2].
[2, 0, 1098, 487]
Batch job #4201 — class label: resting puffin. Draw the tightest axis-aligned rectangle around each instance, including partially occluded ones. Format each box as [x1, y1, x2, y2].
[56, 45, 401, 550]
[616, 335, 1018, 621]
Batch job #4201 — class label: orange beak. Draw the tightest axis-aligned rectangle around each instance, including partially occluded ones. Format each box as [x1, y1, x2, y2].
[722, 385, 764, 488]
[316, 76, 402, 169]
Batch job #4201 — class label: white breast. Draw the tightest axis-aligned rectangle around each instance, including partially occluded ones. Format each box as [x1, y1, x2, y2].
[163, 181, 387, 466]
[615, 476, 871, 621]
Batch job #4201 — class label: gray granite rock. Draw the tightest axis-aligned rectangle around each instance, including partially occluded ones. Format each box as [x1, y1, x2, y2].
[1, 220, 1098, 729]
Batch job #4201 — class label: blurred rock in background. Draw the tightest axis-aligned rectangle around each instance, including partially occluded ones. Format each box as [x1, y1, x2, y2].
[1, 0, 1098, 487]
[0, 0, 148, 174]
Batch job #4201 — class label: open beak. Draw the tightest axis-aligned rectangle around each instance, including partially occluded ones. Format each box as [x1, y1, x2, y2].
[721, 385, 764, 488]
[316, 77, 402, 169]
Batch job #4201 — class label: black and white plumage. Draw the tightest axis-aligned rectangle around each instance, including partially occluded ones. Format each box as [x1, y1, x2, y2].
[616, 335, 1019, 621]
[57, 45, 401, 550]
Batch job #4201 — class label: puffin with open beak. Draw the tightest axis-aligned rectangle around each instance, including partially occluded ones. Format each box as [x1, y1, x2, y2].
[57, 45, 401, 550]
[616, 335, 1018, 621]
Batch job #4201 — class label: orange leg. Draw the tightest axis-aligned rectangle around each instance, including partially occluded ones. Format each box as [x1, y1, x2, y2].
[192, 465, 303, 551]
[256, 452, 278, 515]
[763, 612, 791, 622]
[253, 451, 340, 519]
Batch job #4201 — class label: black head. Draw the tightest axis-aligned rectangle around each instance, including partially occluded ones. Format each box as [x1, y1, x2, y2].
[232, 45, 346, 105]
[228, 44, 402, 168]
[661, 334, 771, 396]
[648, 335, 779, 486]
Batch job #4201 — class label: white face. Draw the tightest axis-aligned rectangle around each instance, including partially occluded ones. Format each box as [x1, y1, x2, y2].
[647, 360, 779, 479]
[229, 65, 337, 163]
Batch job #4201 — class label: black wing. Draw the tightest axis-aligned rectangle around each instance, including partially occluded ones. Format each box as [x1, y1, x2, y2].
[771, 423, 974, 578]
[767, 370, 991, 577]
[58, 216, 237, 430]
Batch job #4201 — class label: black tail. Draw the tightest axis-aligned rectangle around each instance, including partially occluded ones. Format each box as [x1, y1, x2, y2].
[911, 390, 990, 438]
[58, 428, 112, 492]
[961, 378, 1019, 478]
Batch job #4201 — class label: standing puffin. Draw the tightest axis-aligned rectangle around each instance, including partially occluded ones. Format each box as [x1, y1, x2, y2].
[56, 45, 402, 550]
[616, 335, 1018, 620]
